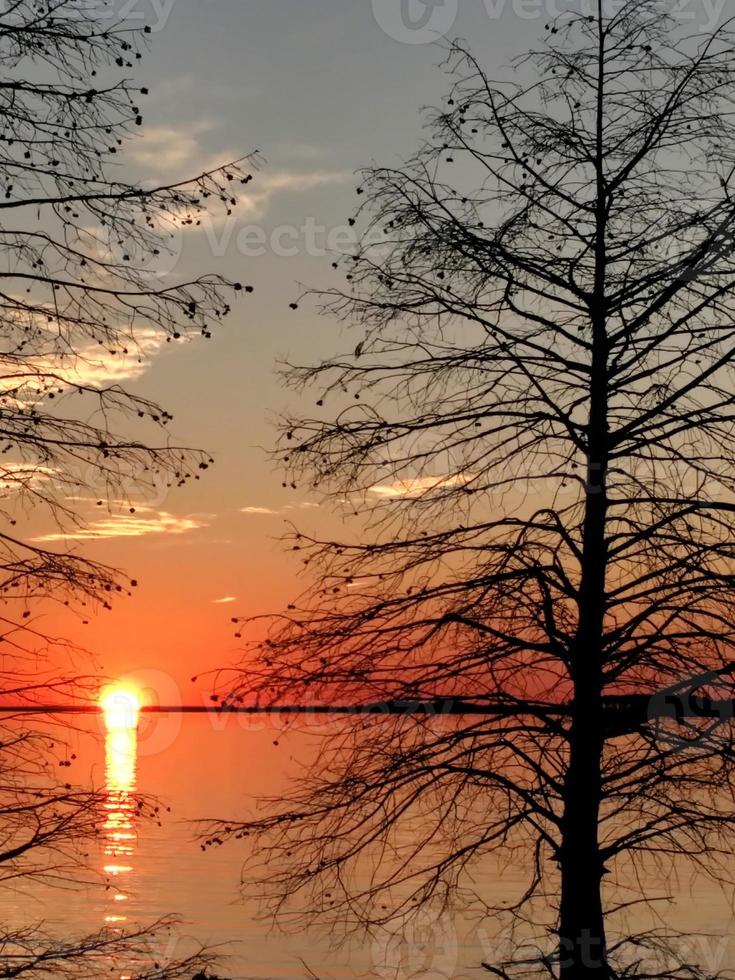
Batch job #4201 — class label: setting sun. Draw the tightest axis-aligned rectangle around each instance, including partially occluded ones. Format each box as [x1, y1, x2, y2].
[100, 686, 141, 731]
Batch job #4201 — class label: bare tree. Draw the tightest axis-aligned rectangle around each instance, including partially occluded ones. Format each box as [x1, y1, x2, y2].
[0, 0, 256, 620]
[209, 3, 735, 978]
[0, 0, 256, 975]
[0, 916, 223, 978]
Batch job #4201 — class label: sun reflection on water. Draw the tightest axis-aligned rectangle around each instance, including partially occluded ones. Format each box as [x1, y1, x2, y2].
[101, 691, 140, 926]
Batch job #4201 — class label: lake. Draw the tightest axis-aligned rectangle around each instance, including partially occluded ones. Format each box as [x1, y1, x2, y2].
[2, 712, 734, 979]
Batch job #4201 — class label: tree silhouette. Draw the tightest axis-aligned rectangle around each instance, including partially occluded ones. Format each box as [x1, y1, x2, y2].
[211, 3, 735, 978]
[0, 915, 222, 978]
[0, 0, 255, 625]
[0, 0, 254, 975]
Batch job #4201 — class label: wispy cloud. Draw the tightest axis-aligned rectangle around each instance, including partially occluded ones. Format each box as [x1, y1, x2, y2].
[213, 596, 237, 604]
[367, 475, 473, 499]
[240, 502, 319, 516]
[201, 169, 352, 227]
[127, 122, 347, 222]
[32, 507, 208, 543]
[246, 170, 351, 218]
[0, 327, 169, 406]
[50, 331, 167, 388]
[0, 463, 57, 492]
[275, 142, 326, 161]
[127, 122, 217, 173]
[262, 171, 349, 193]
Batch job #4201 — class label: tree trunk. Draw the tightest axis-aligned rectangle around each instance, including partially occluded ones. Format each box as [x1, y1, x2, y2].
[558, 302, 610, 977]
[557, 309, 611, 978]
[558, 466, 610, 977]
[557, 8, 612, 973]
[559, 709, 608, 978]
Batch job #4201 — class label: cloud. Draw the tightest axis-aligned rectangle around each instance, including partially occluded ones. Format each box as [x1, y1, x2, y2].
[367, 475, 473, 499]
[213, 597, 237, 604]
[240, 501, 319, 516]
[50, 331, 167, 389]
[56, 333, 167, 388]
[32, 507, 208, 543]
[127, 124, 346, 204]
[121, 126, 352, 234]
[0, 463, 57, 492]
[200, 169, 352, 228]
[127, 122, 216, 173]
[262, 171, 349, 193]
[125, 121, 245, 191]
[0, 327, 169, 407]
[123, 120, 351, 243]
[275, 142, 326, 161]
[244, 169, 351, 215]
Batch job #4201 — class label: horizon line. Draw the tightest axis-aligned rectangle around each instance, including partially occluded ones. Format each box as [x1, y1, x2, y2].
[0, 699, 556, 716]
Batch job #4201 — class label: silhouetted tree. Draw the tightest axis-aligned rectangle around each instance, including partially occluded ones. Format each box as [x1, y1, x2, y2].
[0, 0, 254, 975]
[0, 915, 221, 978]
[0, 0, 255, 625]
[211, 3, 735, 978]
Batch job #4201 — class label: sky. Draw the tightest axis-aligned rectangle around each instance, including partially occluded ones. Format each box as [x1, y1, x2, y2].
[20, 0, 726, 705]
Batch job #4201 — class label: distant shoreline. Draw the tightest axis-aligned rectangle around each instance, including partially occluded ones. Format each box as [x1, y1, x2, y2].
[0, 699, 560, 716]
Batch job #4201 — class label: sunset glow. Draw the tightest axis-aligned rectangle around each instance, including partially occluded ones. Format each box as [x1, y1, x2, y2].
[6, 4, 735, 978]
[101, 686, 141, 731]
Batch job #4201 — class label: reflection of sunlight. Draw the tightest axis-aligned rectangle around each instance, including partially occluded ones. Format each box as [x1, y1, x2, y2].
[102, 714, 139, 927]
[106, 729, 137, 791]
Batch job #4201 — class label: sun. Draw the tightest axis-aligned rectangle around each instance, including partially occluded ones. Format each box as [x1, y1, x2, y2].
[100, 685, 141, 731]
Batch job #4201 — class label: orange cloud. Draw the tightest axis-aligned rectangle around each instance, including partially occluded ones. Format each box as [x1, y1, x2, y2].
[0, 463, 58, 492]
[367, 474, 473, 499]
[0, 326, 168, 406]
[32, 507, 207, 543]
[240, 502, 318, 516]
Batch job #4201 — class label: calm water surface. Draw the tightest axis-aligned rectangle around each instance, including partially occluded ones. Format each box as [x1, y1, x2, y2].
[4, 714, 735, 979]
